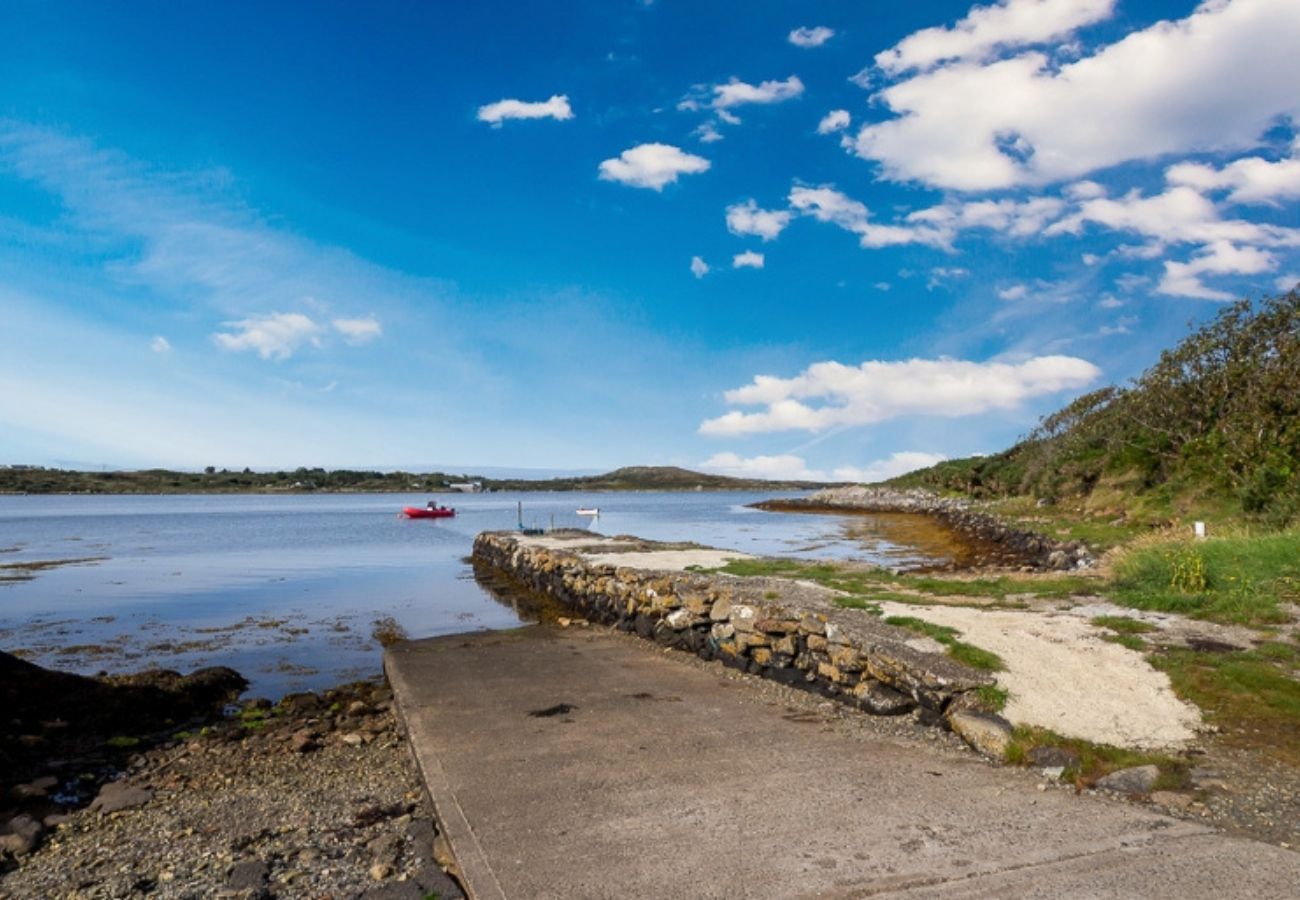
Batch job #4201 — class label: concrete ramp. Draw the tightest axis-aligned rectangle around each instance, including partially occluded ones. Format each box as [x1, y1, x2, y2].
[386, 627, 1300, 899]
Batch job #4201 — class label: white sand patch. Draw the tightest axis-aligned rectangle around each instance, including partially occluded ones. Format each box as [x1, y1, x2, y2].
[581, 549, 752, 572]
[879, 602, 1202, 749]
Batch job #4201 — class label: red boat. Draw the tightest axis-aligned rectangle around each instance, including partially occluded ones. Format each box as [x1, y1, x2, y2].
[402, 505, 456, 519]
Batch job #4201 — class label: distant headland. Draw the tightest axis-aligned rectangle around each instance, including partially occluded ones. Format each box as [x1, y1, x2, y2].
[0, 464, 832, 495]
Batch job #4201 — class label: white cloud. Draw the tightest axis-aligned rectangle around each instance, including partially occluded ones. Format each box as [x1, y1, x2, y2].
[690, 256, 710, 279]
[1097, 295, 1124, 309]
[876, 0, 1116, 74]
[1158, 240, 1276, 300]
[854, 0, 1300, 189]
[789, 26, 835, 49]
[700, 355, 1101, 435]
[213, 312, 322, 361]
[1166, 153, 1300, 205]
[725, 199, 791, 241]
[788, 183, 1067, 250]
[700, 452, 825, 481]
[927, 266, 970, 290]
[597, 143, 710, 191]
[681, 76, 805, 117]
[998, 284, 1028, 300]
[693, 122, 724, 143]
[1276, 273, 1299, 292]
[332, 316, 382, 345]
[788, 184, 950, 249]
[476, 94, 574, 126]
[817, 109, 852, 135]
[733, 250, 765, 269]
[150, 335, 171, 354]
[1048, 184, 1300, 249]
[833, 451, 948, 483]
[1098, 315, 1138, 336]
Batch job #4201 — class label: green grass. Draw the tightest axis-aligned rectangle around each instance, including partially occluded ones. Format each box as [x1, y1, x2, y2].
[975, 684, 1009, 713]
[714, 558, 1094, 605]
[1151, 642, 1300, 767]
[1101, 633, 1147, 651]
[1090, 615, 1159, 634]
[1003, 726, 1189, 789]
[831, 596, 882, 615]
[1110, 529, 1300, 625]
[883, 616, 1005, 671]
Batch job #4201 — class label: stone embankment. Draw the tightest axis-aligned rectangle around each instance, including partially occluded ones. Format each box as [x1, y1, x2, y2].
[472, 531, 1010, 756]
[758, 486, 1093, 571]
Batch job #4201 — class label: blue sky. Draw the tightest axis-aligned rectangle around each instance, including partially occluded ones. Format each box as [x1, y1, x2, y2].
[2, 0, 1298, 479]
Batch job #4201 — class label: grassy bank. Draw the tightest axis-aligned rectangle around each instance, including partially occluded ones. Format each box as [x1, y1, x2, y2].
[1109, 528, 1300, 626]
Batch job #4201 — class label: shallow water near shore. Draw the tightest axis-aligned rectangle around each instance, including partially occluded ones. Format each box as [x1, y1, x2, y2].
[0, 491, 966, 696]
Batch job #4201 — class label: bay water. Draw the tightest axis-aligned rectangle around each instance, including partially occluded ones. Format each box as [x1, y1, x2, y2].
[0, 491, 955, 697]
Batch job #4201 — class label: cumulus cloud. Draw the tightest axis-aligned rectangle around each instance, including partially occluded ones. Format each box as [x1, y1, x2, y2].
[476, 94, 574, 126]
[213, 312, 322, 361]
[789, 184, 949, 249]
[690, 256, 710, 279]
[787, 184, 1065, 250]
[789, 26, 835, 49]
[699, 355, 1100, 435]
[998, 284, 1028, 301]
[598, 143, 710, 191]
[725, 199, 791, 241]
[1158, 241, 1276, 300]
[1166, 153, 1300, 206]
[875, 0, 1116, 74]
[700, 452, 825, 481]
[832, 451, 949, 484]
[150, 336, 171, 354]
[733, 250, 765, 269]
[1048, 184, 1300, 249]
[1045, 171, 1300, 297]
[853, 0, 1300, 190]
[817, 109, 851, 135]
[332, 316, 382, 345]
[680, 76, 805, 117]
[1276, 273, 1300, 292]
[693, 122, 724, 143]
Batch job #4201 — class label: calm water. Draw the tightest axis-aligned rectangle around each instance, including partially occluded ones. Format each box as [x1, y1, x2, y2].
[0, 491, 952, 697]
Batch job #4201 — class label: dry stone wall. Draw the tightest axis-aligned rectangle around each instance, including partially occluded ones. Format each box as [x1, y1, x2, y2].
[472, 532, 1000, 748]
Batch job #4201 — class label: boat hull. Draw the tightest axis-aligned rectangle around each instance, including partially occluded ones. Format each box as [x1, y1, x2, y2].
[403, 507, 456, 519]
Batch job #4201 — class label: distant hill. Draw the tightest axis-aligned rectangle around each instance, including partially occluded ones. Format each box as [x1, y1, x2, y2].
[0, 464, 828, 495]
[480, 465, 828, 492]
[888, 290, 1300, 526]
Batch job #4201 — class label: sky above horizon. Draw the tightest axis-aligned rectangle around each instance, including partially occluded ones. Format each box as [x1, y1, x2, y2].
[2, 0, 1299, 480]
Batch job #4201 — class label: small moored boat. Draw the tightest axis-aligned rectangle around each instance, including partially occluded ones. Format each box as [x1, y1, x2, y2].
[575, 507, 600, 516]
[403, 505, 456, 519]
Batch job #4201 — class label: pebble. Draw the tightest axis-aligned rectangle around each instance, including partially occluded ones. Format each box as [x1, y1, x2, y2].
[0, 681, 466, 899]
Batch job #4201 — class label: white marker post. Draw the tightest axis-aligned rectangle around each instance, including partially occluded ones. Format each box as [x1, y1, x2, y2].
[1193, 521, 1206, 540]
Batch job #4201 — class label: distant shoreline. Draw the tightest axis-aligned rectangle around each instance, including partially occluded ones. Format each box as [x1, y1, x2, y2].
[0, 464, 830, 496]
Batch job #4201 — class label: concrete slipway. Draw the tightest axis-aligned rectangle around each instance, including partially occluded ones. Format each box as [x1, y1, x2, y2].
[386, 626, 1300, 899]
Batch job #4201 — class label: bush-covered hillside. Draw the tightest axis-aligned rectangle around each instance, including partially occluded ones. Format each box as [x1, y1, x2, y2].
[892, 290, 1300, 525]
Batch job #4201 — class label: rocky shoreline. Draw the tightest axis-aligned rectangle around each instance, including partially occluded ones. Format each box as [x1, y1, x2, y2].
[0, 654, 464, 899]
[756, 486, 1094, 571]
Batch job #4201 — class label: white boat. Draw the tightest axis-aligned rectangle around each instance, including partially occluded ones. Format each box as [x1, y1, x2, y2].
[575, 507, 600, 516]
